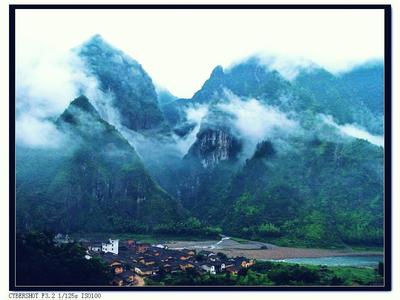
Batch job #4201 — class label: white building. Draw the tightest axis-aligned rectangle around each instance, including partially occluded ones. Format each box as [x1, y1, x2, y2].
[201, 264, 216, 275]
[89, 245, 102, 252]
[102, 239, 119, 255]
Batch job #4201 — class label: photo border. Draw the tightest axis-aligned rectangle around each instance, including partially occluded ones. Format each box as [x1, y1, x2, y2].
[9, 3, 392, 292]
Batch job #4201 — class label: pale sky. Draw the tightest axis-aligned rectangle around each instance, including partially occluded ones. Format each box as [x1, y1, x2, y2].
[16, 9, 384, 98]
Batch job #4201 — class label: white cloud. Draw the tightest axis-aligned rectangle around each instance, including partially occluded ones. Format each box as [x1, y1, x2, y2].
[16, 115, 64, 148]
[174, 105, 209, 155]
[255, 55, 319, 81]
[15, 37, 117, 148]
[321, 114, 384, 147]
[16, 9, 384, 98]
[217, 92, 298, 143]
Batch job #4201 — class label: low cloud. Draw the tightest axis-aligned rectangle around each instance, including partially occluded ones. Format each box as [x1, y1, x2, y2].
[321, 114, 384, 147]
[16, 43, 112, 148]
[257, 55, 318, 80]
[174, 105, 209, 155]
[16, 115, 65, 148]
[227, 55, 318, 81]
[217, 91, 298, 142]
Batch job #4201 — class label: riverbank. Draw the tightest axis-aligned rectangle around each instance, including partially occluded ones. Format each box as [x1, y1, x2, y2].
[214, 247, 383, 260]
[166, 238, 382, 260]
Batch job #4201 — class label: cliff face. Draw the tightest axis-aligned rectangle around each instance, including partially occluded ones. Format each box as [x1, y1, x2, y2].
[187, 127, 241, 168]
[173, 126, 241, 212]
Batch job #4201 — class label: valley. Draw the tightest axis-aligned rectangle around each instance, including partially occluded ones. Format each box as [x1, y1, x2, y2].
[15, 34, 386, 287]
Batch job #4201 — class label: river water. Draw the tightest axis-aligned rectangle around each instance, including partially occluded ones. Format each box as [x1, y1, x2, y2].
[274, 255, 383, 267]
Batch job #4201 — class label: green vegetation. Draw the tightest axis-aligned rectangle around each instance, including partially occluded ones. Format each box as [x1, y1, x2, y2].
[74, 232, 214, 244]
[16, 96, 184, 234]
[182, 138, 383, 249]
[16, 38, 384, 252]
[16, 231, 112, 285]
[145, 261, 383, 286]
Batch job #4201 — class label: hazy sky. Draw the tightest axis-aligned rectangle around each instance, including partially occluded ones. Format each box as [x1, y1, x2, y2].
[16, 9, 384, 98]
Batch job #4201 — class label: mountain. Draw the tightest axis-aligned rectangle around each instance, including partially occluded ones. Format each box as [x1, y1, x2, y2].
[293, 63, 384, 135]
[156, 87, 178, 105]
[77, 35, 169, 134]
[160, 57, 384, 247]
[222, 137, 383, 247]
[16, 96, 183, 233]
[191, 59, 291, 104]
[166, 57, 383, 138]
[16, 37, 384, 248]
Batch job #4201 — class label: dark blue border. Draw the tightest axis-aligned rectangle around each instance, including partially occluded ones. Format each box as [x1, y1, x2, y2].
[9, 4, 392, 292]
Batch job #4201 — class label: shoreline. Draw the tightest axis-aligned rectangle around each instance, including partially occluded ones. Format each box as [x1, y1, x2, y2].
[213, 247, 383, 260]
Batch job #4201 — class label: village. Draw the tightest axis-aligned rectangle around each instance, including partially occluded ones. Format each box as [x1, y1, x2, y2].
[54, 234, 255, 286]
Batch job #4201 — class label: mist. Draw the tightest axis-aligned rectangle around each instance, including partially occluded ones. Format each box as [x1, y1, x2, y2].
[16, 43, 109, 149]
[174, 105, 209, 155]
[227, 54, 319, 81]
[214, 91, 299, 156]
[320, 114, 384, 147]
[16, 115, 65, 149]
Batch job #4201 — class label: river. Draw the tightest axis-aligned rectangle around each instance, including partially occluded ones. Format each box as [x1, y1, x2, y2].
[270, 255, 383, 267]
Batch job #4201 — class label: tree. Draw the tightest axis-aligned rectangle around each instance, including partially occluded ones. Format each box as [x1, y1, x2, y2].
[16, 231, 112, 285]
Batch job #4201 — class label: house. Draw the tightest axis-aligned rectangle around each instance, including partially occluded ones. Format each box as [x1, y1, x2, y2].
[88, 242, 102, 253]
[138, 258, 156, 266]
[112, 270, 137, 286]
[101, 252, 119, 263]
[134, 265, 158, 276]
[179, 263, 195, 271]
[234, 257, 254, 268]
[102, 239, 119, 255]
[241, 259, 254, 268]
[137, 243, 150, 253]
[110, 261, 124, 274]
[201, 264, 217, 275]
[126, 240, 136, 248]
[119, 270, 137, 285]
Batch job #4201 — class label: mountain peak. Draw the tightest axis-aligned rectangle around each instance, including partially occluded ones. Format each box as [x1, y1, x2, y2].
[58, 95, 101, 126]
[77, 34, 168, 133]
[69, 95, 98, 115]
[210, 65, 224, 78]
[78, 34, 122, 60]
[89, 33, 104, 41]
[83, 34, 110, 48]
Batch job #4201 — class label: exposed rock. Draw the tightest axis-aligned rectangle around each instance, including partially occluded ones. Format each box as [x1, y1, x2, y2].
[187, 127, 241, 169]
